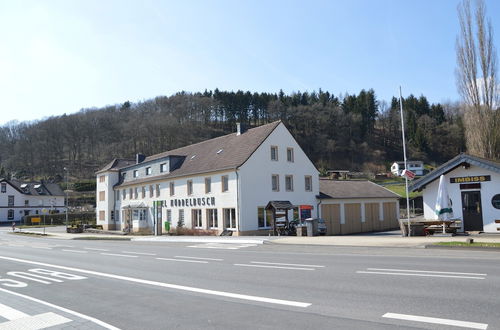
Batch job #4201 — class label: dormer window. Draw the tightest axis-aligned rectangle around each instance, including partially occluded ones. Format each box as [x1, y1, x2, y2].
[160, 163, 167, 173]
[133, 170, 138, 178]
[146, 167, 152, 176]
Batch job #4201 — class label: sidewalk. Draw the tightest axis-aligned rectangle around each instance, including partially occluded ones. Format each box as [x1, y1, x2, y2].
[4, 226, 500, 248]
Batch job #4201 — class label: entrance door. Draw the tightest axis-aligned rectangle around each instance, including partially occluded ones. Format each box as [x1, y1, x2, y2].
[461, 191, 483, 231]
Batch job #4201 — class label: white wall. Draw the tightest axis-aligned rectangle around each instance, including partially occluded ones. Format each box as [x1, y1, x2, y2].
[422, 165, 500, 232]
[238, 122, 319, 232]
[96, 171, 119, 226]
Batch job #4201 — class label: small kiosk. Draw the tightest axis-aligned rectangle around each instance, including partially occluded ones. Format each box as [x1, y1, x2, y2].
[266, 201, 295, 235]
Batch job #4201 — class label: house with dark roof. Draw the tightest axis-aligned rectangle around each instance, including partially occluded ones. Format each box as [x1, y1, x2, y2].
[411, 153, 500, 233]
[0, 178, 65, 223]
[95, 121, 319, 234]
[318, 179, 400, 235]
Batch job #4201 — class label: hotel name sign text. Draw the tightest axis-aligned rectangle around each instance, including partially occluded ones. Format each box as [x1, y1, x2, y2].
[166, 197, 216, 208]
[450, 175, 491, 184]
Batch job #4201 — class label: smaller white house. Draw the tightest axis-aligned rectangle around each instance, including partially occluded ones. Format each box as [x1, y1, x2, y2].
[0, 178, 65, 223]
[411, 154, 500, 233]
[391, 161, 424, 176]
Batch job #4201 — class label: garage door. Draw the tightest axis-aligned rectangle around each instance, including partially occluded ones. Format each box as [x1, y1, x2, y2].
[321, 204, 340, 235]
[383, 202, 399, 230]
[363, 203, 380, 232]
[342, 203, 361, 234]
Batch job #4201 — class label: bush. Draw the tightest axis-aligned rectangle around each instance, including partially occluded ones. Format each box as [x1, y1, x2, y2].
[73, 180, 96, 192]
[171, 228, 217, 236]
[24, 212, 96, 226]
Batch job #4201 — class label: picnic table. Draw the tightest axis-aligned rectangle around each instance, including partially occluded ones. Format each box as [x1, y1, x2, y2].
[399, 219, 461, 236]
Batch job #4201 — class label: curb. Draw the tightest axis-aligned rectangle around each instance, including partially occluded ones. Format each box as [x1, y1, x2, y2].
[425, 244, 500, 251]
[131, 237, 267, 244]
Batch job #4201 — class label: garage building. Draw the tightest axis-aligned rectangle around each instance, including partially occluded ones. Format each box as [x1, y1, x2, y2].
[319, 179, 400, 235]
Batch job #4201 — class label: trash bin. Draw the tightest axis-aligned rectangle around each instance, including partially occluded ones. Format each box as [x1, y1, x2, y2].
[305, 218, 318, 236]
[164, 221, 171, 232]
[296, 225, 307, 237]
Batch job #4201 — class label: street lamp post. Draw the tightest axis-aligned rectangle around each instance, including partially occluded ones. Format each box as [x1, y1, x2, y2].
[64, 167, 69, 228]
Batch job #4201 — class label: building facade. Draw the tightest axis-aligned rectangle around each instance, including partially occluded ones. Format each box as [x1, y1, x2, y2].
[411, 154, 500, 233]
[0, 178, 65, 223]
[95, 121, 319, 235]
[391, 161, 424, 176]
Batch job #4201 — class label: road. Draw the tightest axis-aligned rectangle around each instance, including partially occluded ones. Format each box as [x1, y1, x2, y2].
[0, 230, 499, 329]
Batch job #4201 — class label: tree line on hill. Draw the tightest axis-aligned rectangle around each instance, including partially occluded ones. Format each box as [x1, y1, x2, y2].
[0, 88, 466, 181]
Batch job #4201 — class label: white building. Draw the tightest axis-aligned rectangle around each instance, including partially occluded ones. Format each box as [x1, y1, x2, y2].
[0, 178, 65, 223]
[391, 161, 424, 176]
[411, 154, 500, 233]
[95, 121, 319, 235]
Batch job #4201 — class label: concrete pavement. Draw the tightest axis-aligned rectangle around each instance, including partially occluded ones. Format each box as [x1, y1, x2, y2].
[3, 226, 500, 248]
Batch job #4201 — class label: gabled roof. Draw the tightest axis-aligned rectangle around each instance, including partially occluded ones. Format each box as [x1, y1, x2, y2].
[411, 153, 500, 192]
[96, 158, 135, 174]
[112, 121, 282, 187]
[318, 179, 400, 199]
[0, 178, 64, 196]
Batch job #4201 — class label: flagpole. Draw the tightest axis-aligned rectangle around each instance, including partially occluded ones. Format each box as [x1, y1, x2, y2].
[399, 86, 411, 236]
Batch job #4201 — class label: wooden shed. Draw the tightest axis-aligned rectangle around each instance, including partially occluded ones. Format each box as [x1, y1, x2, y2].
[319, 179, 400, 235]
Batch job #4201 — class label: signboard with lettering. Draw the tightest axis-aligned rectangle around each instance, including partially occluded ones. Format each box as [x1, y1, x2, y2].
[450, 175, 491, 184]
[167, 197, 216, 208]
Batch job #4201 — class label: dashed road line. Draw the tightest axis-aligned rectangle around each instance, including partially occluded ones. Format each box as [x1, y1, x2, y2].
[100, 253, 138, 258]
[368, 268, 486, 276]
[61, 249, 88, 254]
[251, 261, 325, 268]
[383, 312, 488, 329]
[121, 251, 156, 256]
[234, 264, 315, 271]
[156, 258, 208, 264]
[357, 268, 486, 280]
[84, 248, 109, 252]
[356, 270, 485, 280]
[174, 256, 223, 261]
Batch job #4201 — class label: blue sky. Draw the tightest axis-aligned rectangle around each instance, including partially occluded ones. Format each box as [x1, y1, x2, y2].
[1, 0, 499, 124]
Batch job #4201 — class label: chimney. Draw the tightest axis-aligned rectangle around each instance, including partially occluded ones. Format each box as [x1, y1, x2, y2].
[136, 153, 146, 164]
[236, 122, 247, 136]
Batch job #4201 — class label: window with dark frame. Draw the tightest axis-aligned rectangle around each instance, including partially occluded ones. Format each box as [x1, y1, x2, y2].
[192, 209, 202, 228]
[187, 180, 193, 195]
[146, 167, 152, 175]
[170, 182, 175, 196]
[207, 209, 218, 228]
[205, 177, 211, 194]
[221, 175, 229, 192]
[285, 175, 294, 191]
[8, 195, 14, 207]
[1, 183, 6, 193]
[305, 175, 312, 191]
[8, 209, 14, 220]
[272, 174, 279, 192]
[160, 163, 167, 173]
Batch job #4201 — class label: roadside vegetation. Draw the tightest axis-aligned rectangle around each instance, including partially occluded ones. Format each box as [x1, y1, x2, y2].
[436, 242, 500, 248]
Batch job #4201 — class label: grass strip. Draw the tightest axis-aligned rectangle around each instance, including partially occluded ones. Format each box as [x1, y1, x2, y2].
[435, 242, 500, 248]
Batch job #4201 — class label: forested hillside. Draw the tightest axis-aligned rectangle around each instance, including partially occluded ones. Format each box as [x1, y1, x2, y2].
[0, 89, 466, 181]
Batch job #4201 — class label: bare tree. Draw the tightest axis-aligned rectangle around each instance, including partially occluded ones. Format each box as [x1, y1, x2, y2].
[456, 0, 499, 159]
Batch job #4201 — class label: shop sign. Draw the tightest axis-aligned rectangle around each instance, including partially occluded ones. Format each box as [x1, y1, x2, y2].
[449, 175, 490, 184]
[167, 197, 216, 208]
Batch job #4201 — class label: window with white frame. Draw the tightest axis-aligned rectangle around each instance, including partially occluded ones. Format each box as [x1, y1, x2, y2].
[192, 209, 202, 228]
[146, 167, 152, 175]
[133, 209, 147, 221]
[287, 147, 294, 162]
[160, 163, 167, 173]
[285, 175, 294, 191]
[178, 209, 184, 226]
[305, 175, 312, 191]
[272, 174, 279, 192]
[8, 209, 14, 220]
[133, 170, 138, 178]
[207, 209, 218, 228]
[170, 182, 175, 196]
[223, 208, 236, 229]
[187, 180, 193, 195]
[221, 175, 229, 192]
[258, 207, 273, 228]
[270, 146, 278, 161]
[205, 177, 211, 194]
[155, 184, 160, 197]
[166, 209, 172, 223]
[149, 185, 154, 198]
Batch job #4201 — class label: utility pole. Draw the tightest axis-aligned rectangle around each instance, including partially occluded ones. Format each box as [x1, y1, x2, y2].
[399, 87, 411, 236]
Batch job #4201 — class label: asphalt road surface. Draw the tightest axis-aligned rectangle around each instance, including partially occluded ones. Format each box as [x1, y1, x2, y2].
[0, 230, 499, 329]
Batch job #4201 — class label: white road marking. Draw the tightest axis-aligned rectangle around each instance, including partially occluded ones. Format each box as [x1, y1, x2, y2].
[251, 261, 325, 268]
[0, 312, 71, 329]
[32, 247, 52, 250]
[84, 248, 109, 251]
[0, 303, 28, 320]
[100, 253, 138, 258]
[156, 258, 208, 264]
[121, 251, 156, 256]
[356, 271, 485, 280]
[0, 255, 311, 308]
[0, 287, 120, 329]
[61, 249, 88, 254]
[174, 256, 223, 261]
[188, 243, 257, 250]
[368, 268, 487, 276]
[235, 264, 315, 271]
[383, 312, 488, 329]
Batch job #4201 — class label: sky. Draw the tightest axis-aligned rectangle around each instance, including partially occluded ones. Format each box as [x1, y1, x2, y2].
[1, 0, 499, 125]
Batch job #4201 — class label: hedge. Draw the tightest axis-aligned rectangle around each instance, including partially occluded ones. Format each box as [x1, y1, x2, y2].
[24, 212, 96, 226]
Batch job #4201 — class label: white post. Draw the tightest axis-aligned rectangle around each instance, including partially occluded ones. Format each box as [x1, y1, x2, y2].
[399, 87, 411, 236]
[64, 167, 69, 228]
